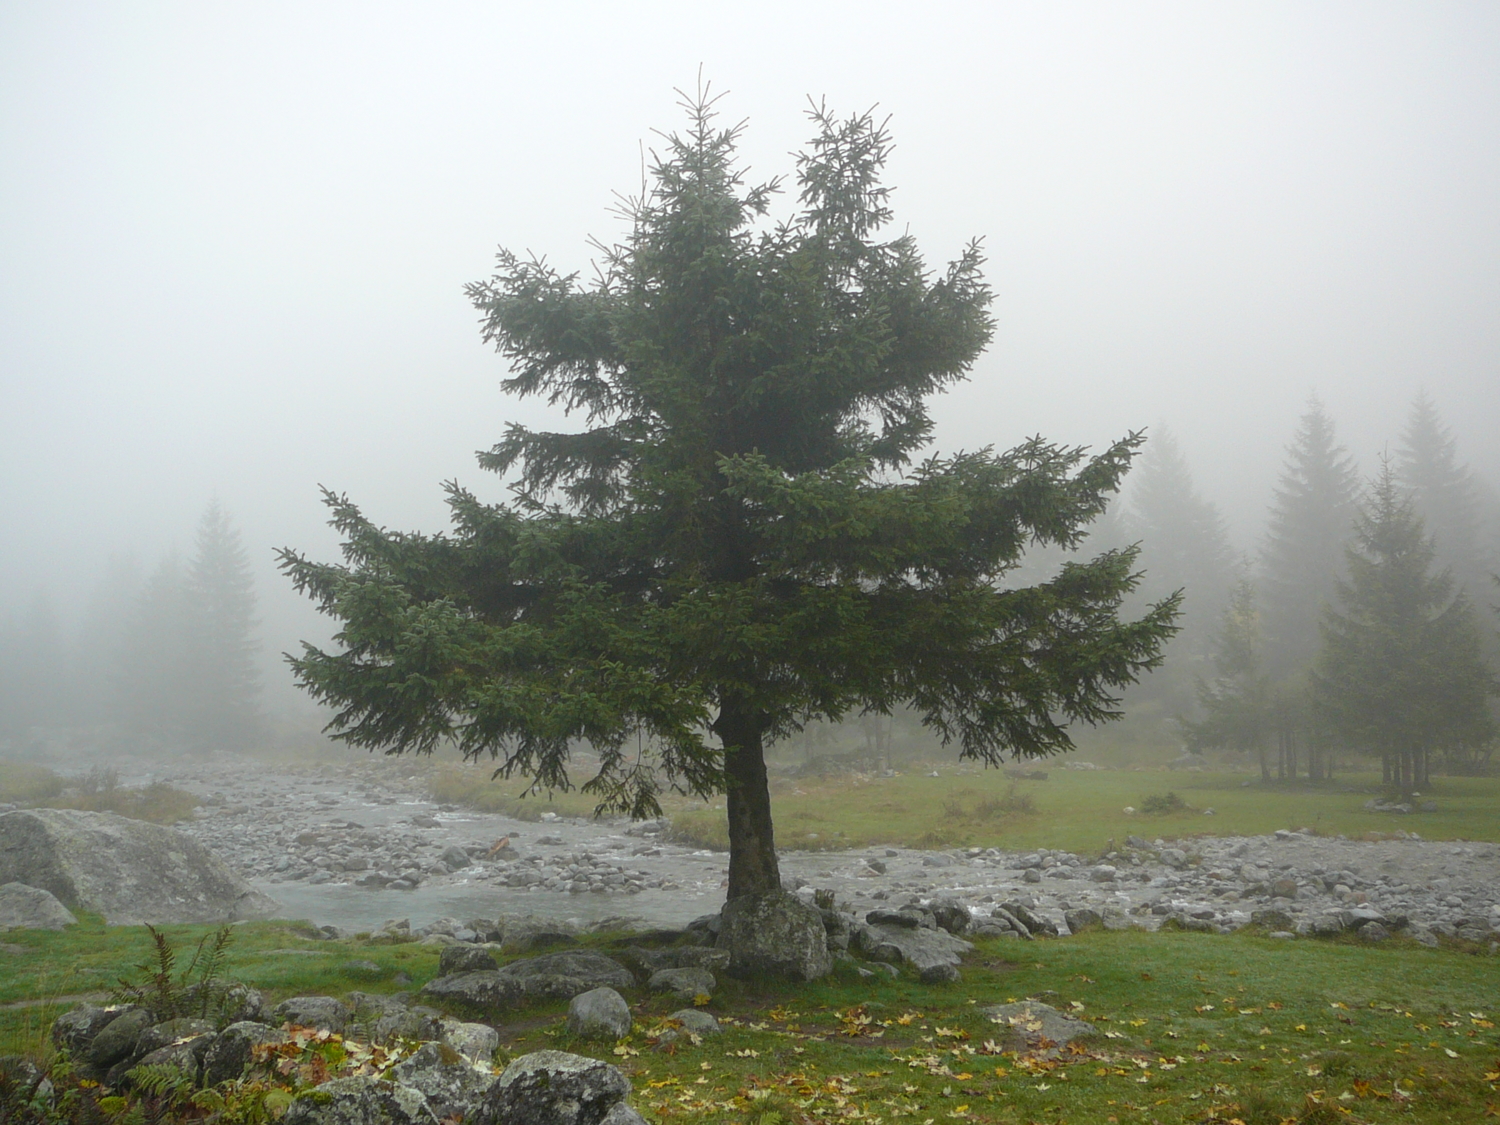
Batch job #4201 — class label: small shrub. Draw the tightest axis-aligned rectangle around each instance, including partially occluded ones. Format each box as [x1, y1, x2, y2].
[0, 763, 65, 804]
[77, 765, 119, 795]
[1140, 790, 1187, 815]
[57, 781, 199, 825]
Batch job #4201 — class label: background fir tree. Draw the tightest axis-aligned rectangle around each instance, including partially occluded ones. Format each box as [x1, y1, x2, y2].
[1397, 393, 1489, 605]
[1121, 427, 1236, 709]
[1184, 578, 1275, 776]
[1260, 398, 1360, 680]
[117, 554, 195, 749]
[114, 502, 263, 753]
[183, 501, 263, 751]
[69, 554, 142, 732]
[0, 591, 65, 749]
[1314, 460, 1495, 791]
[280, 93, 1180, 905]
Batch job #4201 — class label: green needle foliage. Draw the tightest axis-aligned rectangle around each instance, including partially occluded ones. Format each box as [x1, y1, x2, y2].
[1315, 460, 1495, 793]
[278, 88, 1180, 899]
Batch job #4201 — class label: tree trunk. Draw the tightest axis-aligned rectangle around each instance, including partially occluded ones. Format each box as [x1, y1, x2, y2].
[714, 695, 781, 902]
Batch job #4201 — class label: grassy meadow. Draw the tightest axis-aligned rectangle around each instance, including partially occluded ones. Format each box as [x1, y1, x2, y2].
[429, 759, 1500, 856]
[1, 914, 1497, 1123]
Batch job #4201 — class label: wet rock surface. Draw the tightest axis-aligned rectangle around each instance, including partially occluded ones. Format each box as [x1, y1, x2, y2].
[0, 807, 278, 924]
[0, 881, 77, 930]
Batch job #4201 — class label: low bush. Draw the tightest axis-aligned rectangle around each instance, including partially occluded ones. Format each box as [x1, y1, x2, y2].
[1140, 789, 1188, 815]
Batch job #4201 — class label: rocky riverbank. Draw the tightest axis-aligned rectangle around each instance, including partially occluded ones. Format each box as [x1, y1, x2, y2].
[101, 755, 1500, 948]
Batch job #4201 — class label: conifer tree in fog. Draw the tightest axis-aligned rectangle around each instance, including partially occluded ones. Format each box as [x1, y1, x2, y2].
[1315, 461, 1495, 792]
[183, 501, 262, 750]
[1125, 428, 1236, 702]
[70, 555, 142, 728]
[1397, 393, 1490, 608]
[116, 502, 262, 751]
[1185, 579, 1275, 776]
[1260, 399, 1360, 680]
[281, 93, 1179, 904]
[0, 592, 65, 744]
[118, 555, 195, 746]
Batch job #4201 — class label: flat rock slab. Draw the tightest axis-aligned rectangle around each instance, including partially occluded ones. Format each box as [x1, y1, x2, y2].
[861, 923, 974, 971]
[979, 1001, 1093, 1053]
[0, 808, 278, 924]
[0, 882, 76, 930]
[423, 950, 635, 1012]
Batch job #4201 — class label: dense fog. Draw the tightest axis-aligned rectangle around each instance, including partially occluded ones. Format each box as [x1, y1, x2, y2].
[3, 3, 1498, 757]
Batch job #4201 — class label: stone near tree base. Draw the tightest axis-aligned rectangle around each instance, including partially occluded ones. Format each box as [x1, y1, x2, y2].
[88, 1008, 154, 1071]
[475, 1049, 632, 1125]
[1063, 908, 1103, 934]
[201, 1021, 290, 1087]
[1251, 909, 1295, 931]
[0, 808, 279, 925]
[50, 1004, 122, 1056]
[716, 891, 832, 981]
[928, 898, 971, 935]
[440, 1017, 500, 1063]
[273, 995, 351, 1033]
[566, 988, 633, 1041]
[0, 882, 76, 930]
[599, 1105, 649, 1125]
[647, 967, 716, 1001]
[390, 1041, 496, 1121]
[440, 943, 499, 975]
[665, 1009, 720, 1035]
[133, 1018, 216, 1061]
[420, 970, 523, 1012]
[283, 1075, 437, 1125]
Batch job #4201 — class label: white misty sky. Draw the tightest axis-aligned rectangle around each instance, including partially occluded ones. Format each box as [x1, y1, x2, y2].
[2, 2, 1498, 700]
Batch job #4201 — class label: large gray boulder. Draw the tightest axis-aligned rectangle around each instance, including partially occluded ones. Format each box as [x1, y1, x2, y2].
[716, 891, 832, 981]
[497, 951, 635, 1000]
[283, 1075, 438, 1125]
[0, 882, 76, 930]
[566, 988, 632, 1041]
[475, 1050, 631, 1125]
[647, 967, 715, 1001]
[201, 1021, 289, 1086]
[420, 970, 523, 1012]
[50, 1004, 121, 1056]
[389, 1041, 496, 1121]
[854, 921, 973, 977]
[0, 809, 279, 924]
[422, 951, 634, 1013]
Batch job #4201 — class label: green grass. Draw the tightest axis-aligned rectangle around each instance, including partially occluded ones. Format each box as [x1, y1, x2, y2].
[0, 762, 67, 804]
[430, 754, 1500, 856]
[0, 916, 444, 1057]
[667, 769, 1500, 855]
[3, 918, 1497, 1123]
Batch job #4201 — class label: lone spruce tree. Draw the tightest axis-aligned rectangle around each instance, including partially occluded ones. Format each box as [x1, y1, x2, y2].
[279, 94, 1180, 901]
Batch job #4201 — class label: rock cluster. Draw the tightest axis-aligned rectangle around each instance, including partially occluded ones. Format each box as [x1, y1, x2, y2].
[94, 757, 1500, 950]
[50, 987, 648, 1125]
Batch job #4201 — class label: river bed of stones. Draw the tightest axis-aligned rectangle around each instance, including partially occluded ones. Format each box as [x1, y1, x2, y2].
[119, 755, 1500, 948]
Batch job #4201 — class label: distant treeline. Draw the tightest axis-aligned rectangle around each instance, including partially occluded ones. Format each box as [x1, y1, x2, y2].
[1096, 393, 1498, 780]
[0, 501, 263, 755]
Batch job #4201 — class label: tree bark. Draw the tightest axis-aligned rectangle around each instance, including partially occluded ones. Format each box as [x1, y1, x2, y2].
[714, 695, 781, 902]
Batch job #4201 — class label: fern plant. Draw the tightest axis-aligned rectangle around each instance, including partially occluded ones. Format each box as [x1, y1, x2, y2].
[111, 924, 235, 1022]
